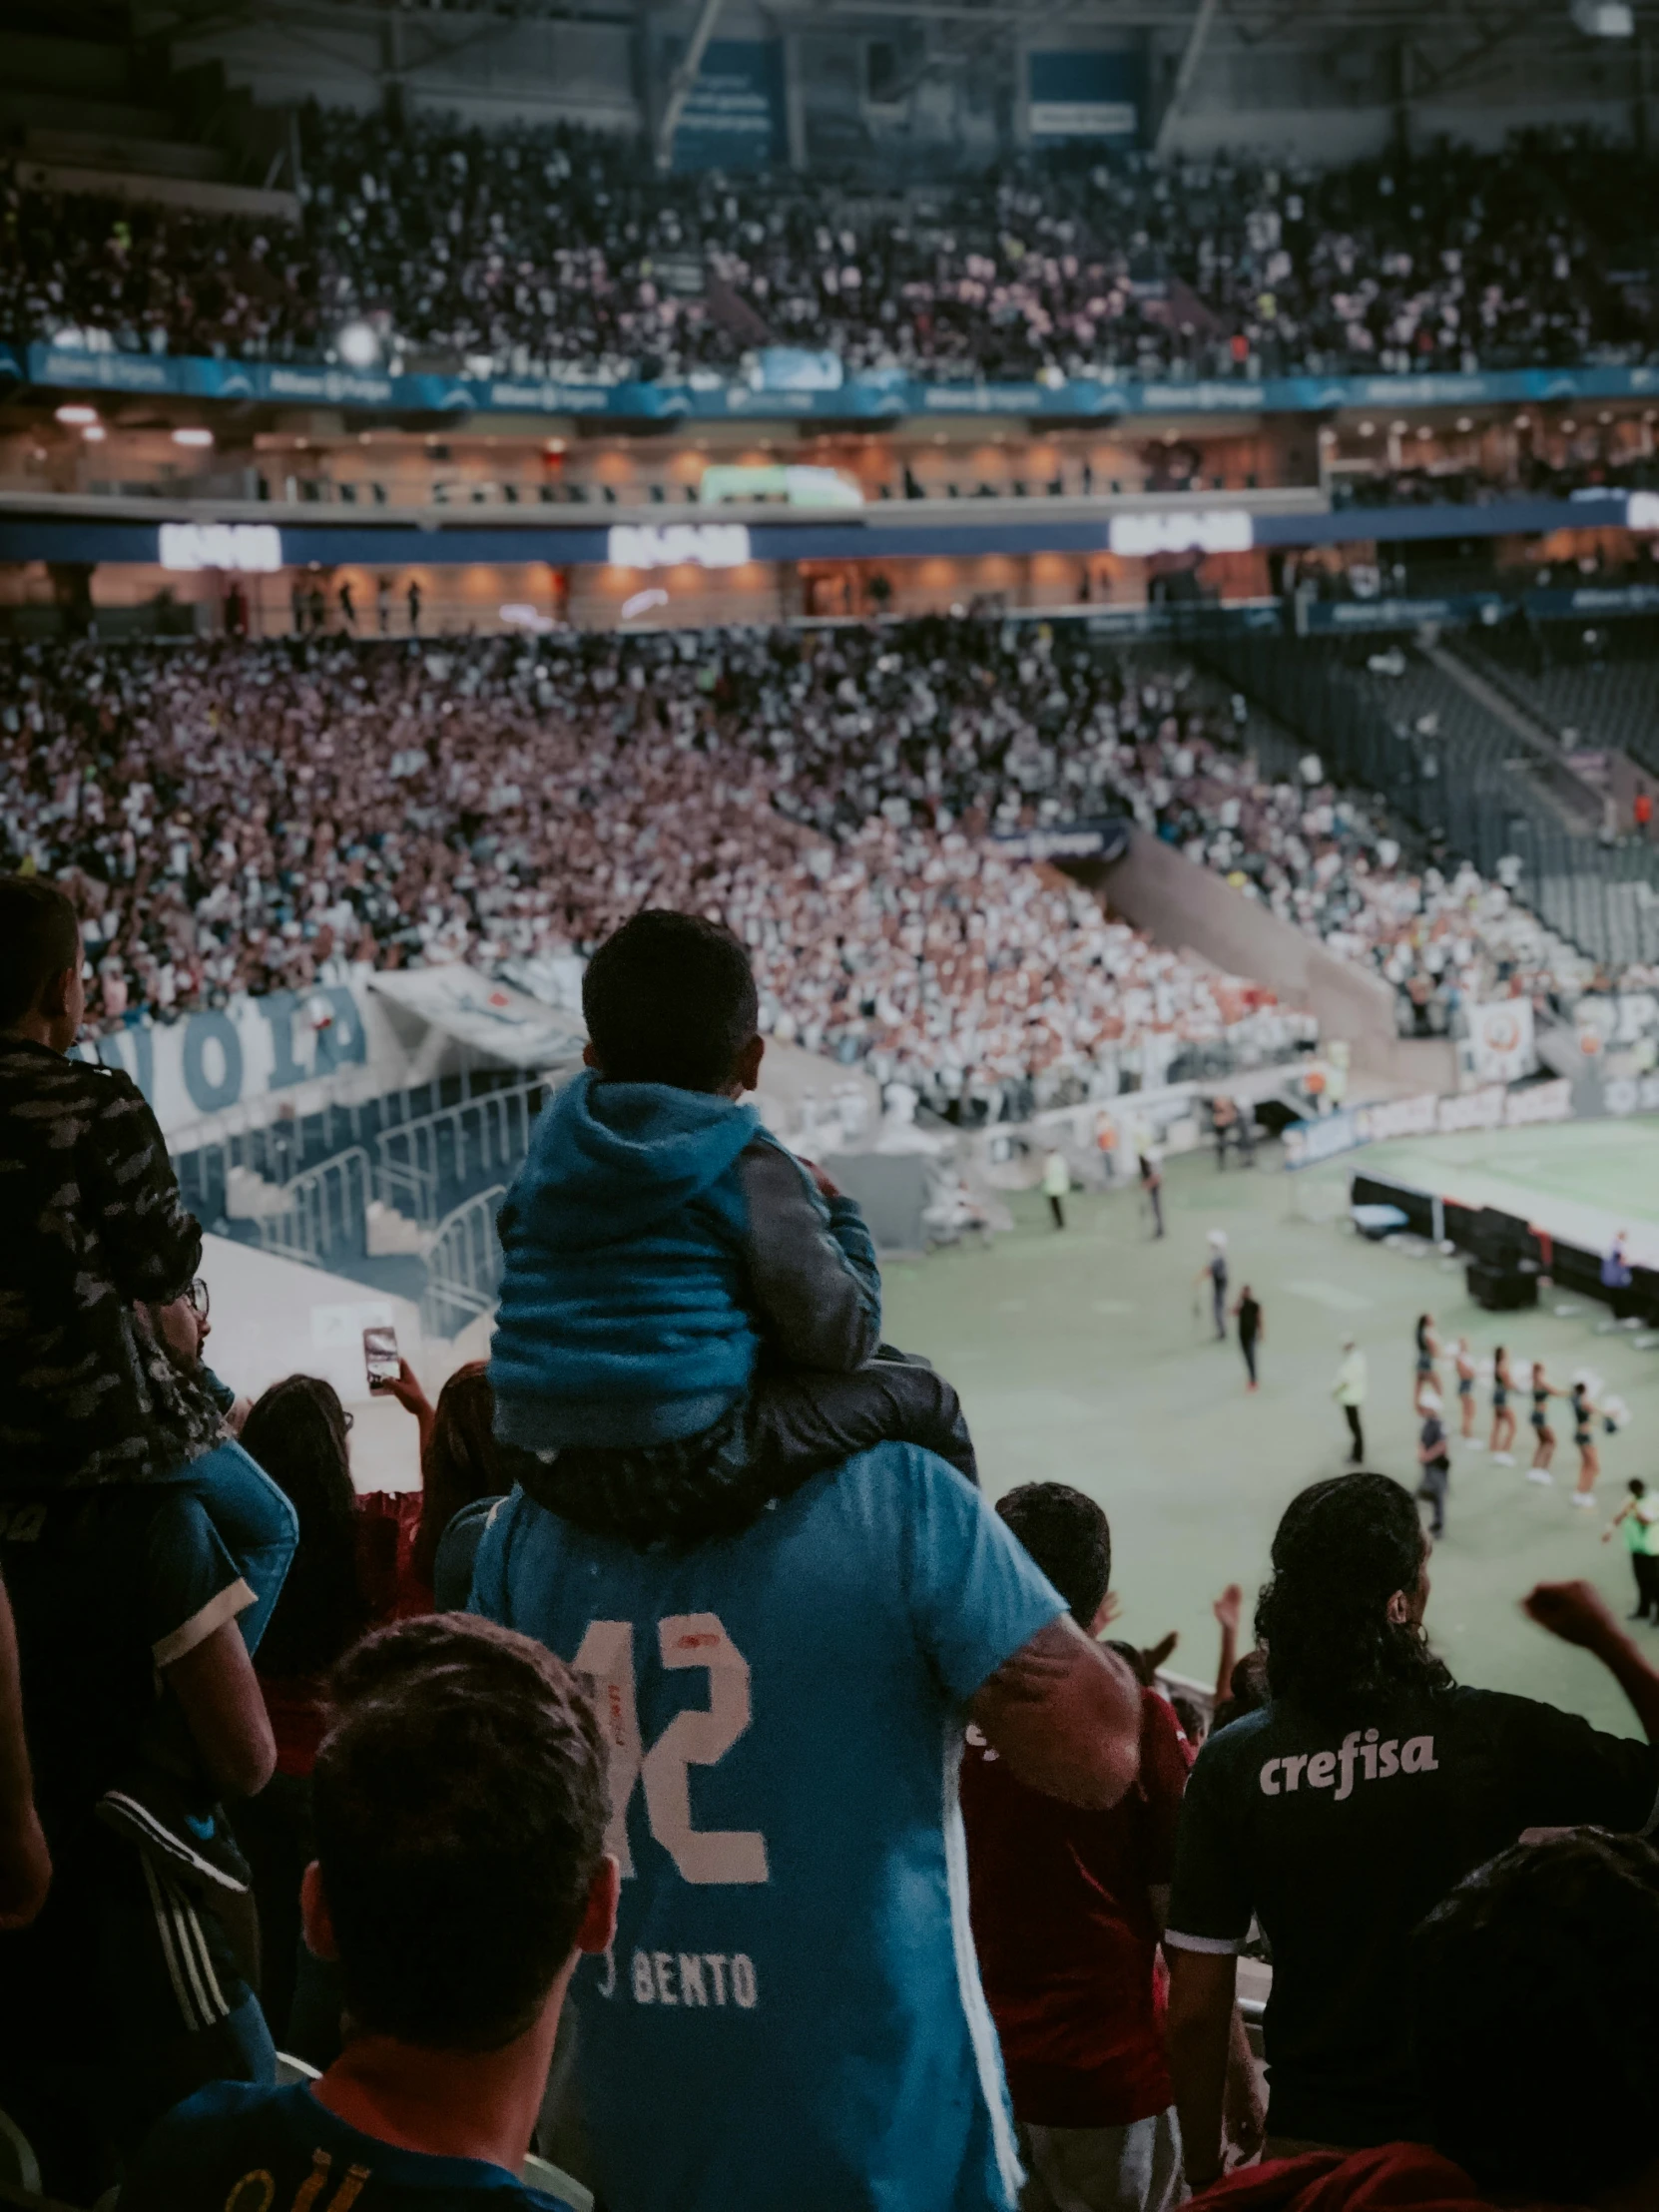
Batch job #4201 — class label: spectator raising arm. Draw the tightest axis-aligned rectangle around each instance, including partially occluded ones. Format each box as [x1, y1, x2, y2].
[1213, 1583, 1243, 1709]
[0, 1574, 49, 1931]
[969, 1614, 1141, 1811]
[1524, 1579, 1659, 1743]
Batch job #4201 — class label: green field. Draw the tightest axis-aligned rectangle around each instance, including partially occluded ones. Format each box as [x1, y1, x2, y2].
[880, 1124, 1659, 1737]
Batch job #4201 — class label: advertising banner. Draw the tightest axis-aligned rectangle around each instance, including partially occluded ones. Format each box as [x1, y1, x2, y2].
[1027, 50, 1143, 143]
[1283, 1078, 1573, 1169]
[669, 40, 786, 173]
[27, 343, 1659, 428]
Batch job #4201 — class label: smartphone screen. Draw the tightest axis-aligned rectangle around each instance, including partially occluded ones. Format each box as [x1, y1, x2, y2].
[363, 1325, 400, 1388]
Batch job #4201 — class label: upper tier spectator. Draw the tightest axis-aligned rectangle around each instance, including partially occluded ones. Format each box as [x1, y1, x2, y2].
[1189, 1829, 1659, 2212]
[470, 1425, 1140, 2207]
[119, 1614, 618, 2212]
[961, 1482, 1247, 2212]
[1166, 1474, 1659, 2182]
[5, 126, 1654, 382]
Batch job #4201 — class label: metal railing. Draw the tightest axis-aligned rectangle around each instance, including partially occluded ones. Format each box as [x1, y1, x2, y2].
[252, 1148, 372, 1272]
[421, 1187, 508, 1342]
[374, 1079, 546, 1230]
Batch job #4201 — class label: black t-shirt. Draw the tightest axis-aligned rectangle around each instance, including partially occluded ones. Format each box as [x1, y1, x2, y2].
[1238, 1297, 1262, 1343]
[1419, 1414, 1448, 1469]
[120, 2082, 576, 2212]
[1168, 1685, 1659, 2146]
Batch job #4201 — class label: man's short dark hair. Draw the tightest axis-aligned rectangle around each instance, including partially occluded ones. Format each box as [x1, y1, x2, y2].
[996, 1482, 1111, 1627]
[315, 1614, 607, 2052]
[1412, 1831, 1659, 2201]
[582, 910, 759, 1091]
[0, 876, 80, 1029]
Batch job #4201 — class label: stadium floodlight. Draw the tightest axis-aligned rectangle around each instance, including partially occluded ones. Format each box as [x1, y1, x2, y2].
[54, 404, 98, 426]
[337, 321, 381, 369]
[1571, 0, 1633, 31]
[172, 426, 214, 448]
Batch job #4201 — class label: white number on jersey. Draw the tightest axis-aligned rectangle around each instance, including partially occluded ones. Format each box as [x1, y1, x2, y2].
[574, 1613, 769, 1887]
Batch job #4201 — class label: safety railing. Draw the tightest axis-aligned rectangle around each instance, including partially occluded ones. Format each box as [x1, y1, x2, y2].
[421, 1186, 508, 1341]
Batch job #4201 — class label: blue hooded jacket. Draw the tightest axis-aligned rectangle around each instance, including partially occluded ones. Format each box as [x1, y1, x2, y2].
[490, 1071, 881, 1452]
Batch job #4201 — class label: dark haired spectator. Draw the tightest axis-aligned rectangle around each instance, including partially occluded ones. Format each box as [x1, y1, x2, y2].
[120, 1615, 618, 2212]
[415, 1365, 513, 1609]
[1166, 1476, 1659, 2184]
[472, 1408, 1140, 2207]
[963, 1482, 1253, 2212]
[491, 907, 975, 1537]
[1190, 1830, 1659, 2212]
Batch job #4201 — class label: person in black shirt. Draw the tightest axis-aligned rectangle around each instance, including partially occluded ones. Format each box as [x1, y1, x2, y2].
[1166, 1474, 1659, 2184]
[120, 1615, 619, 2212]
[1185, 1830, 1659, 2212]
[1234, 1288, 1264, 1393]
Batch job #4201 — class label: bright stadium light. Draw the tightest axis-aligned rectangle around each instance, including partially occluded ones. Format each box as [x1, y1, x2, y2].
[337, 321, 381, 369]
[172, 426, 214, 448]
[55, 404, 98, 426]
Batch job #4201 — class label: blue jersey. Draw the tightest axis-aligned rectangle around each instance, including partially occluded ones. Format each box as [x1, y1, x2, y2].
[469, 1444, 1065, 2212]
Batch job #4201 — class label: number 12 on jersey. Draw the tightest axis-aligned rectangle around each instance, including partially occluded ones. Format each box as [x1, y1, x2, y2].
[571, 1614, 770, 1887]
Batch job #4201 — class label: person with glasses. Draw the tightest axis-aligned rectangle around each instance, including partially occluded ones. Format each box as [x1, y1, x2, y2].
[147, 1281, 254, 1438]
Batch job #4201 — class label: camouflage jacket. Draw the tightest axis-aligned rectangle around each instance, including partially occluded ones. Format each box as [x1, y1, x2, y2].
[0, 1038, 225, 1486]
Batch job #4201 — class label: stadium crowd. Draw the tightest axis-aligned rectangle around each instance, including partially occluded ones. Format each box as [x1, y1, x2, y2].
[5, 875, 1659, 2212]
[5, 123, 1655, 382]
[1, 618, 1611, 1113]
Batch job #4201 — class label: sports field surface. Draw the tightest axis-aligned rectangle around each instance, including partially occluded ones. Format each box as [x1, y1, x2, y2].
[880, 1121, 1659, 1737]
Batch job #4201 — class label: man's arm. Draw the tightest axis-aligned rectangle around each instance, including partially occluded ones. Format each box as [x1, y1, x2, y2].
[1524, 1580, 1659, 1744]
[1168, 1950, 1238, 2190]
[164, 1619, 276, 1801]
[736, 1141, 881, 1373]
[0, 1576, 49, 1931]
[1213, 1584, 1241, 1708]
[968, 1615, 1141, 1811]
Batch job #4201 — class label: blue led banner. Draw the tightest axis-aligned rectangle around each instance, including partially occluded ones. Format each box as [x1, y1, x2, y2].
[22, 342, 1659, 425]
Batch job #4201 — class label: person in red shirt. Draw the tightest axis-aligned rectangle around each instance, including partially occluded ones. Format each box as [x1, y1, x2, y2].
[961, 1482, 1261, 2212]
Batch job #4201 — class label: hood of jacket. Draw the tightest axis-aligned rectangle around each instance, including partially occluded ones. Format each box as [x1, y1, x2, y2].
[509, 1069, 760, 1252]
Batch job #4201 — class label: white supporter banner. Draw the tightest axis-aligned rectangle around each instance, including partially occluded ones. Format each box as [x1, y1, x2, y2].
[1465, 999, 1536, 1086]
[1283, 1078, 1574, 1169]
